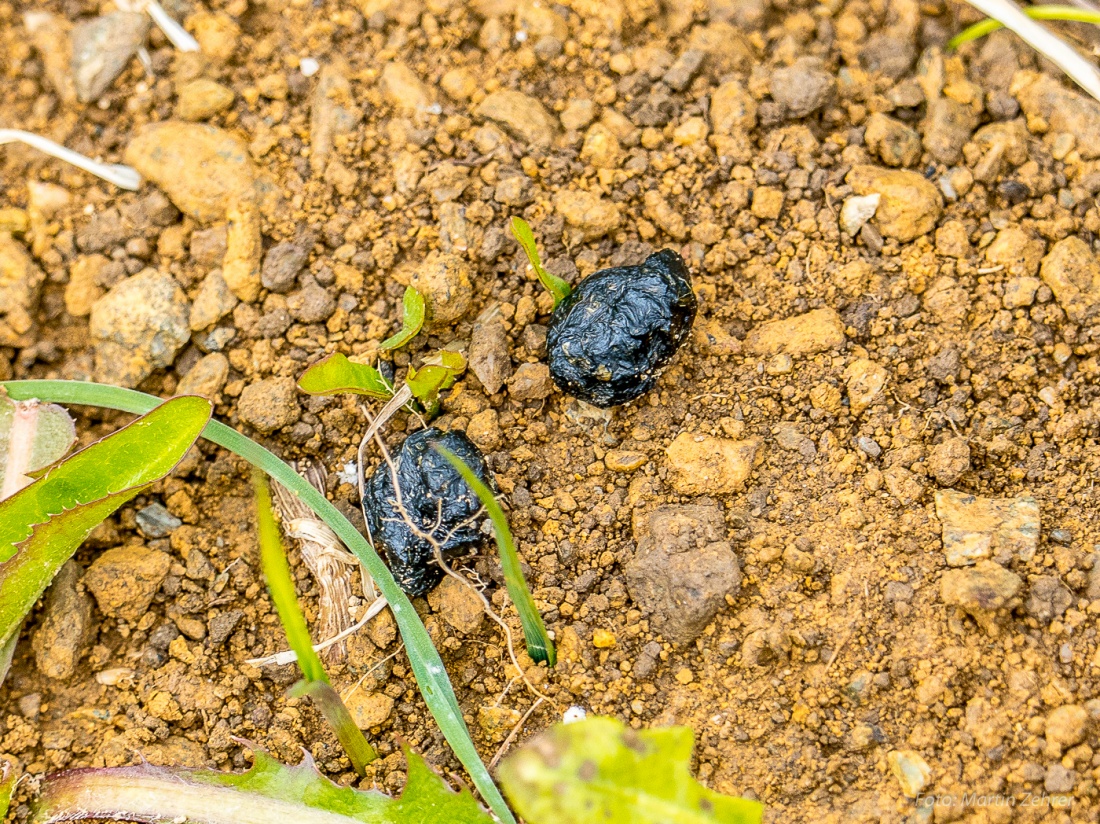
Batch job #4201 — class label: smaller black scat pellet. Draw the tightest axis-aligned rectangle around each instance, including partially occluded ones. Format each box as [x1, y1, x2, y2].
[546, 249, 698, 408]
[363, 427, 495, 597]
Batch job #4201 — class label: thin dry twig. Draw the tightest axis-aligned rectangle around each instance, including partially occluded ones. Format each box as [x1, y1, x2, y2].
[488, 697, 545, 770]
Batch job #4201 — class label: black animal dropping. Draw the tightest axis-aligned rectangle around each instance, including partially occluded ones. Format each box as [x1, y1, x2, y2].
[546, 249, 697, 408]
[363, 427, 495, 596]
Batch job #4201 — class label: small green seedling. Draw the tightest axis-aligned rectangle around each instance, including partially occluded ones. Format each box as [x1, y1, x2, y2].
[950, 3, 1100, 48]
[297, 353, 394, 400]
[380, 286, 427, 351]
[435, 445, 555, 667]
[510, 216, 571, 308]
[0, 759, 13, 820]
[405, 350, 466, 418]
[254, 471, 377, 774]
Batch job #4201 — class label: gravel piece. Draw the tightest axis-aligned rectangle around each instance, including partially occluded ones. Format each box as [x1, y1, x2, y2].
[261, 238, 311, 293]
[665, 433, 760, 495]
[940, 561, 1022, 634]
[89, 269, 191, 388]
[237, 377, 299, 433]
[507, 362, 554, 401]
[846, 165, 943, 241]
[624, 505, 742, 644]
[771, 57, 835, 118]
[31, 561, 94, 680]
[84, 545, 172, 621]
[745, 308, 845, 357]
[71, 12, 149, 103]
[136, 503, 183, 539]
[410, 252, 473, 326]
[935, 490, 1039, 566]
[468, 311, 512, 394]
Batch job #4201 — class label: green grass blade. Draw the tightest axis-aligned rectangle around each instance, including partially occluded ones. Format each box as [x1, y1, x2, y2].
[0, 396, 210, 653]
[434, 445, 555, 667]
[1, 380, 516, 824]
[298, 353, 394, 399]
[254, 471, 377, 773]
[253, 471, 328, 685]
[288, 680, 379, 774]
[510, 216, 571, 309]
[380, 286, 426, 351]
[949, 4, 1100, 49]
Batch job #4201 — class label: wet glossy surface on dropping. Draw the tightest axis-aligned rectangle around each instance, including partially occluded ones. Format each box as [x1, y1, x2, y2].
[362, 427, 494, 596]
[546, 249, 697, 408]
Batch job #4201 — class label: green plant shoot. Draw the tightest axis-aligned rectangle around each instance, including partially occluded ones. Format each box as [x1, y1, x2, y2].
[0, 759, 13, 821]
[0, 396, 210, 677]
[2, 380, 516, 824]
[949, 4, 1100, 49]
[298, 353, 394, 399]
[435, 445, 556, 667]
[254, 471, 377, 774]
[510, 216, 571, 308]
[380, 286, 427, 351]
[406, 350, 466, 418]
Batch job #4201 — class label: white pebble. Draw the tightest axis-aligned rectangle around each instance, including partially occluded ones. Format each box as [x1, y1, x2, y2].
[839, 193, 880, 235]
[563, 706, 587, 724]
[300, 58, 320, 77]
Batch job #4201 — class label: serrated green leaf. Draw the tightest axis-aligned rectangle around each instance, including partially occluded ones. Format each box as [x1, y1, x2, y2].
[435, 445, 554, 667]
[0, 396, 210, 652]
[406, 351, 466, 418]
[32, 746, 495, 824]
[380, 287, 427, 351]
[298, 354, 395, 399]
[3, 380, 516, 824]
[498, 716, 764, 824]
[0, 386, 76, 499]
[510, 216, 571, 308]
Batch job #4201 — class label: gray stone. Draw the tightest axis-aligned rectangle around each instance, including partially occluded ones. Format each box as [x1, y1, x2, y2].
[935, 490, 1039, 567]
[136, 503, 182, 539]
[624, 505, 742, 644]
[89, 269, 191, 388]
[771, 57, 835, 118]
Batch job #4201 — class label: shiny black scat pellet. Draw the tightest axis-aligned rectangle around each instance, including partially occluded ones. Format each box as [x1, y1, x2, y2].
[363, 427, 494, 597]
[546, 249, 697, 408]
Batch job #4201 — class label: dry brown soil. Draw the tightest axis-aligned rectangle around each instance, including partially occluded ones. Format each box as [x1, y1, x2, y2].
[4, 1, 1100, 822]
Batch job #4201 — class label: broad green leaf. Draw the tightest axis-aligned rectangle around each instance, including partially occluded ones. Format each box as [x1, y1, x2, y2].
[510, 216, 571, 308]
[498, 716, 764, 824]
[0, 386, 76, 499]
[0, 396, 210, 652]
[949, 4, 1100, 49]
[298, 354, 394, 399]
[380, 286, 427, 351]
[32, 746, 495, 824]
[254, 471, 377, 773]
[407, 350, 465, 418]
[435, 445, 554, 666]
[3, 380, 516, 824]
